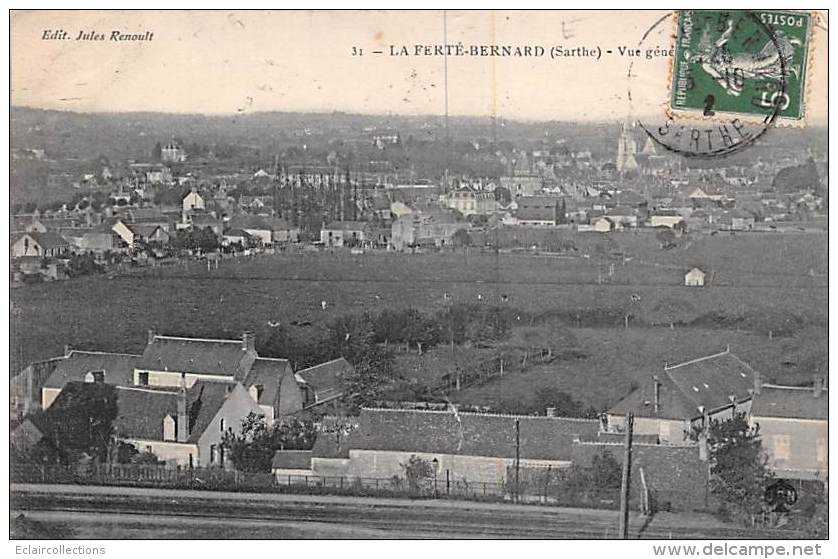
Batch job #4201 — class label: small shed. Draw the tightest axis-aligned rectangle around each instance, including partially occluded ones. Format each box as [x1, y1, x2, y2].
[684, 267, 706, 287]
[592, 217, 613, 233]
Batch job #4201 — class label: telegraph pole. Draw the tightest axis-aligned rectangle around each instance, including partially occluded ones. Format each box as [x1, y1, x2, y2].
[619, 412, 635, 539]
[514, 418, 521, 504]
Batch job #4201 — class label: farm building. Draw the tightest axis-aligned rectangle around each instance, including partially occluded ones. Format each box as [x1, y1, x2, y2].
[684, 267, 706, 287]
[296, 358, 351, 408]
[340, 408, 599, 484]
[749, 376, 827, 483]
[604, 349, 756, 443]
[11, 232, 70, 258]
[592, 217, 614, 233]
[649, 210, 685, 229]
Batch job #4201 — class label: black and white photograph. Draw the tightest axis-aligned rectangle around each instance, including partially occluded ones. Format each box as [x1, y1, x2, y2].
[6, 7, 831, 546]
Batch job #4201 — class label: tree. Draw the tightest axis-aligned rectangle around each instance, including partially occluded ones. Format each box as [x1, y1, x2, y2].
[590, 448, 622, 489]
[772, 158, 820, 194]
[705, 413, 773, 524]
[222, 412, 275, 473]
[341, 346, 396, 410]
[400, 455, 434, 492]
[655, 227, 676, 249]
[452, 228, 472, 248]
[222, 413, 317, 473]
[644, 296, 698, 329]
[36, 382, 119, 464]
[151, 142, 162, 161]
[321, 312, 376, 363]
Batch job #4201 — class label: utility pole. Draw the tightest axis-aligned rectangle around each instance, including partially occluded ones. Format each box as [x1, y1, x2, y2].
[514, 418, 521, 504]
[619, 412, 635, 539]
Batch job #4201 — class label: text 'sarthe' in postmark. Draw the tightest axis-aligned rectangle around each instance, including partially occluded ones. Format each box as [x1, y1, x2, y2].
[670, 10, 812, 124]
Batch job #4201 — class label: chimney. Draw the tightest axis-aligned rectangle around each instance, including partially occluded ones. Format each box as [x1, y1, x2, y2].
[242, 331, 255, 353]
[813, 374, 823, 398]
[546, 407, 556, 417]
[698, 429, 709, 462]
[652, 375, 661, 414]
[177, 373, 188, 442]
[753, 371, 762, 395]
[147, 329, 155, 346]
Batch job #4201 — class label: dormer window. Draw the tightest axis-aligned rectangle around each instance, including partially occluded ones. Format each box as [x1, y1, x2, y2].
[249, 384, 264, 402]
[163, 415, 176, 441]
[85, 370, 105, 383]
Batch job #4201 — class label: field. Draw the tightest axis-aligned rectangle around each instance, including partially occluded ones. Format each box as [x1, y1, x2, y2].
[10, 232, 827, 407]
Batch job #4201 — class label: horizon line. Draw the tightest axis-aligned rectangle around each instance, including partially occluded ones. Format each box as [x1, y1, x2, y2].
[9, 104, 675, 126]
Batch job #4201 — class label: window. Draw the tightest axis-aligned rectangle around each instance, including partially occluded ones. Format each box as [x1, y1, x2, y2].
[137, 372, 149, 386]
[773, 435, 791, 460]
[220, 418, 225, 432]
[210, 444, 218, 464]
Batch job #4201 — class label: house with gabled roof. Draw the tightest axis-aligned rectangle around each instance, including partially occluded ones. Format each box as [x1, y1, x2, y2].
[41, 349, 141, 410]
[133, 330, 258, 388]
[11, 356, 65, 420]
[749, 376, 827, 483]
[295, 357, 352, 408]
[243, 357, 303, 423]
[44, 379, 261, 468]
[605, 348, 755, 443]
[11, 232, 70, 258]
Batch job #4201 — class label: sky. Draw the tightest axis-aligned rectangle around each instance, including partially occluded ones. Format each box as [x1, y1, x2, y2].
[10, 10, 827, 124]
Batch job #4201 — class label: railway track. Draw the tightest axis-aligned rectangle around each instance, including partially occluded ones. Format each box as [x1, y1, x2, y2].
[11, 486, 798, 539]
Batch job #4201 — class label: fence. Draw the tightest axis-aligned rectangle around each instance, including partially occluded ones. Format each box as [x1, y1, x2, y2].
[10, 462, 623, 508]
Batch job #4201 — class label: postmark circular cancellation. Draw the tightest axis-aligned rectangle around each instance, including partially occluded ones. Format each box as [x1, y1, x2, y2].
[629, 10, 814, 158]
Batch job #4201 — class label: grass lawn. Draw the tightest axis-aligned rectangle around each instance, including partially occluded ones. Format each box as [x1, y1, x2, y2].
[450, 326, 820, 411]
[10, 234, 827, 383]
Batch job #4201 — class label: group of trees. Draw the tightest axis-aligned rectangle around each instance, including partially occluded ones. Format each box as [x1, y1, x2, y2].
[221, 413, 317, 473]
[11, 382, 156, 467]
[259, 305, 587, 409]
[170, 227, 221, 252]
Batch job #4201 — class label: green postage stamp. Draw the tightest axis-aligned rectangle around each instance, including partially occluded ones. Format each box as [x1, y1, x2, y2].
[670, 10, 813, 122]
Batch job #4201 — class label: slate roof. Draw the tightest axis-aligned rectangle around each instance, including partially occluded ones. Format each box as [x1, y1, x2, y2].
[311, 416, 360, 459]
[18, 232, 70, 250]
[271, 450, 313, 470]
[43, 351, 141, 389]
[515, 196, 560, 222]
[608, 350, 755, 421]
[137, 334, 253, 377]
[243, 358, 292, 406]
[111, 381, 232, 443]
[352, 408, 599, 461]
[750, 384, 828, 421]
[296, 358, 351, 403]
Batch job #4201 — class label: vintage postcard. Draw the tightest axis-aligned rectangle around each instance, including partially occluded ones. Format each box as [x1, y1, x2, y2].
[7, 9, 828, 544]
